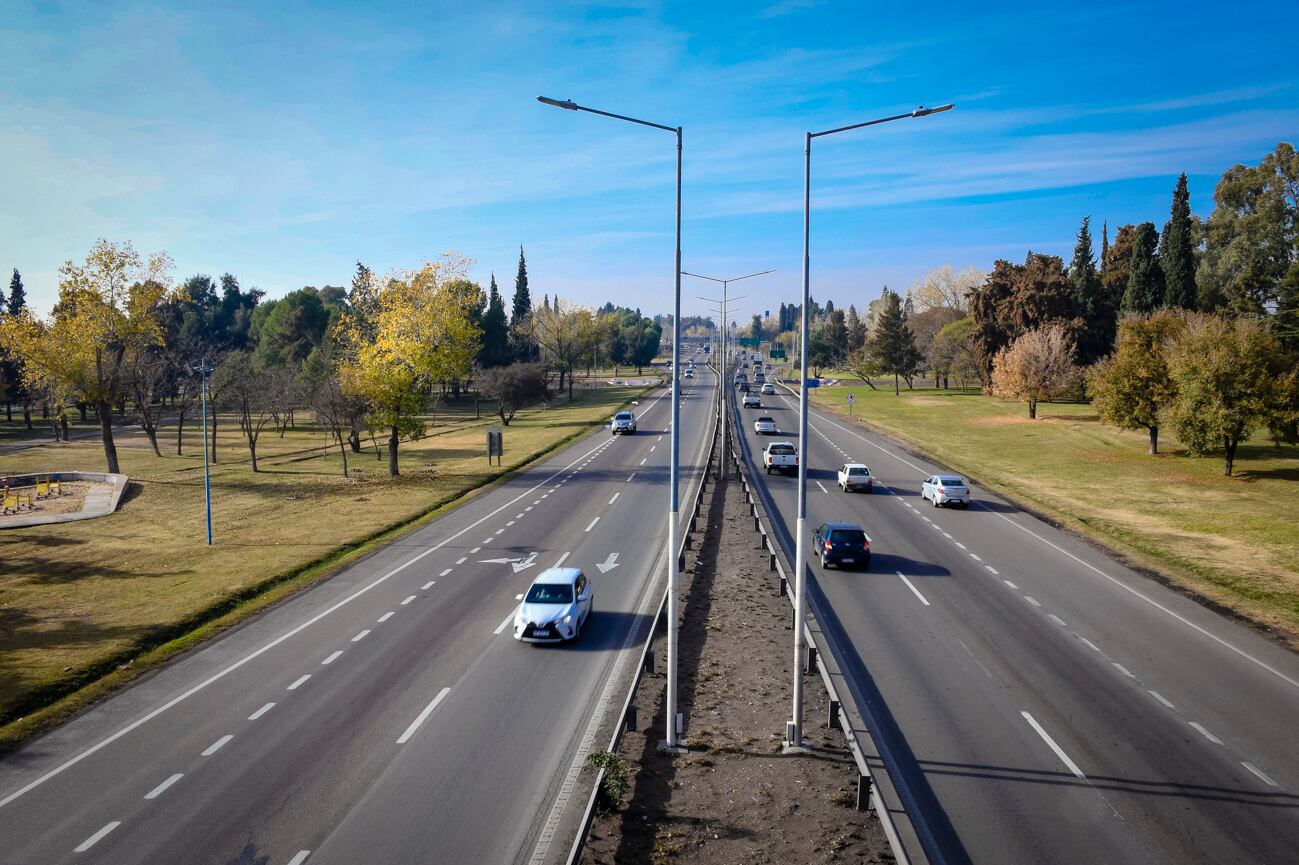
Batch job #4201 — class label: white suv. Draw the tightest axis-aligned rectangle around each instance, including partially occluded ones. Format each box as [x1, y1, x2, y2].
[611, 411, 637, 435]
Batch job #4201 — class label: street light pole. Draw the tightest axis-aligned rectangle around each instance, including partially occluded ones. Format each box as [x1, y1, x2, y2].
[537, 96, 687, 749]
[191, 359, 215, 546]
[789, 103, 954, 750]
[685, 269, 773, 479]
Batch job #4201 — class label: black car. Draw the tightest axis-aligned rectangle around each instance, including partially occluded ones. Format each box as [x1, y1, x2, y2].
[812, 522, 871, 569]
[737, 381, 750, 392]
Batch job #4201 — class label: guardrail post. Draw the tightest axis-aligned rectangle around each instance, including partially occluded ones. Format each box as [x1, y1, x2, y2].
[753, 515, 760, 533]
[806, 645, 817, 674]
[857, 772, 873, 811]
[626, 705, 638, 732]
[644, 649, 655, 675]
[778, 574, 787, 597]
[827, 698, 840, 729]
[769, 549, 777, 572]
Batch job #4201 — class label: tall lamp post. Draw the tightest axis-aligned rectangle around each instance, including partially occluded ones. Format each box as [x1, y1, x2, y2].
[789, 103, 954, 750]
[685, 269, 774, 477]
[190, 359, 215, 546]
[537, 96, 687, 749]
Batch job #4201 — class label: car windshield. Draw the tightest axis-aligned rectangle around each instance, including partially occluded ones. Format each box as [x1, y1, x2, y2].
[525, 583, 573, 604]
[847, 467, 868, 475]
[770, 445, 794, 454]
[939, 476, 965, 486]
[829, 529, 867, 543]
[758, 417, 774, 423]
[615, 412, 633, 421]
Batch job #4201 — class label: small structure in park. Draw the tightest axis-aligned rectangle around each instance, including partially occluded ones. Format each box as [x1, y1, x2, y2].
[0, 472, 129, 528]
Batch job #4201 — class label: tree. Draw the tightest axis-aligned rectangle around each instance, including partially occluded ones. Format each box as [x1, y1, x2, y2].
[1102, 223, 1136, 310]
[477, 362, 549, 425]
[843, 345, 880, 390]
[1069, 216, 1116, 365]
[1162, 174, 1198, 309]
[969, 253, 1080, 392]
[823, 307, 848, 367]
[0, 240, 171, 472]
[126, 347, 168, 456]
[308, 366, 367, 477]
[928, 317, 980, 390]
[1123, 222, 1165, 314]
[7, 269, 26, 316]
[906, 306, 962, 381]
[846, 305, 866, 352]
[336, 254, 482, 476]
[991, 324, 1079, 419]
[1197, 143, 1298, 314]
[1275, 262, 1299, 353]
[1088, 311, 1184, 454]
[1164, 314, 1294, 476]
[511, 246, 534, 360]
[478, 273, 511, 368]
[253, 288, 331, 366]
[908, 264, 982, 313]
[750, 313, 764, 342]
[525, 300, 596, 400]
[870, 290, 923, 395]
[213, 351, 274, 471]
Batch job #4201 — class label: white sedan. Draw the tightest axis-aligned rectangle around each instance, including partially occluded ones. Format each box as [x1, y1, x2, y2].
[922, 475, 971, 508]
[753, 416, 777, 434]
[514, 567, 593, 643]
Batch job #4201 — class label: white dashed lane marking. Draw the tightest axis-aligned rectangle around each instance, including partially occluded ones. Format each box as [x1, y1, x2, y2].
[202, 734, 233, 756]
[1190, 722, 1223, 745]
[321, 650, 343, 665]
[144, 773, 183, 800]
[1243, 762, 1279, 787]
[377, 612, 395, 623]
[249, 702, 276, 720]
[74, 822, 121, 853]
[351, 630, 370, 642]
[287, 675, 311, 690]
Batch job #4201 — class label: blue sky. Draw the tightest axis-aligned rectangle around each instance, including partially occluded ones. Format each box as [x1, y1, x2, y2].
[2, 1, 1294, 322]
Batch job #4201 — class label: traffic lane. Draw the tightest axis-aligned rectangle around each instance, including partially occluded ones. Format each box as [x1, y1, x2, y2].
[773, 390, 1299, 793]
[0, 380, 700, 855]
[739, 401, 1299, 863]
[736, 408, 1148, 864]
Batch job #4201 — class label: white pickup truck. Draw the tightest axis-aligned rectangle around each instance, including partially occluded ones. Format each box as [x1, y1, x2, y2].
[762, 441, 798, 475]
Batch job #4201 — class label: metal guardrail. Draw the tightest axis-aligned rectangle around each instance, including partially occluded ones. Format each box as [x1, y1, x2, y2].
[725, 389, 930, 865]
[563, 362, 721, 865]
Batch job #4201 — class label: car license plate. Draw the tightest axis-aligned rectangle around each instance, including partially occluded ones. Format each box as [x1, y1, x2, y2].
[533, 628, 550, 636]
[841, 557, 855, 563]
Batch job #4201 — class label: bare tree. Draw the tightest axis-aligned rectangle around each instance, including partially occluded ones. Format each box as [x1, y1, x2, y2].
[907, 264, 985, 313]
[476, 362, 549, 425]
[213, 352, 275, 471]
[127, 349, 169, 457]
[991, 324, 1080, 419]
[310, 370, 368, 477]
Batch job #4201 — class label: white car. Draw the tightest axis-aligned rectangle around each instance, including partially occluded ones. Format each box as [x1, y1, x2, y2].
[742, 393, 761, 408]
[760, 383, 775, 395]
[754, 416, 777, 435]
[922, 475, 971, 508]
[838, 463, 874, 493]
[611, 410, 637, 435]
[684, 368, 695, 379]
[514, 567, 593, 643]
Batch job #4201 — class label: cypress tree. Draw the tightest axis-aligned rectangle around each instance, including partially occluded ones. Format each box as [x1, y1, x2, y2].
[511, 246, 531, 324]
[1100, 221, 1109, 274]
[8, 269, 26, 315]
[479, 273, 510, 367]
[1161, 173, 1197, 309]
[1069, 216, 1111, 363]
[1122, 222, 1165, 314]
[872, 290, 923, 395]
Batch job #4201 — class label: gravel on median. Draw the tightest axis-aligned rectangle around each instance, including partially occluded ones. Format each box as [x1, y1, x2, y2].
[580, 468, 892, 864]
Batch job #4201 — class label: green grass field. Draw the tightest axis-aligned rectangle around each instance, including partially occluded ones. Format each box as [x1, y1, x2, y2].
[0, 383, 656, 741]
[805, 381, 1299, 641]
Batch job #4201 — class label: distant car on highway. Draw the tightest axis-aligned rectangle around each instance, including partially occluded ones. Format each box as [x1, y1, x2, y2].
[754, 416, 777, 434]
[514, 567, 593, 643]
[737, 382, 750, 393]
[742, 393, 761, 408]
[611, 410, 637, 435]
[762, 441, 798, 474]
[837, 463, 874, 493]
[812, 522, 871, 569]
[760, 383, 775, 395]
[684, 368, 695, 379]
[922, 475, 971, 508]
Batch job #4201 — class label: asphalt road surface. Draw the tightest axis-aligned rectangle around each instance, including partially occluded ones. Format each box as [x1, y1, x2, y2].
[732, 378, 1299, 865]
[0, 364, 716, 865]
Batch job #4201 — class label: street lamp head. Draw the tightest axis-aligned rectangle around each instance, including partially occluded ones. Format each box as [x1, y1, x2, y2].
[537, 96, 578, 110]
[912, 103, 955, 117]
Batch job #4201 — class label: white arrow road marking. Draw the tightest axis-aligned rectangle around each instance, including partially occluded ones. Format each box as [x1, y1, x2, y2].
[512, 552, 539, 573]
[596, 553, 621, 573]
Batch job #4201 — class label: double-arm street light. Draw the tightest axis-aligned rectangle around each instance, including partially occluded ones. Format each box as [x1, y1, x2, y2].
[537, 96, 688, 749]
[789, 103, 954, 750]
[684, 269, 774, 477]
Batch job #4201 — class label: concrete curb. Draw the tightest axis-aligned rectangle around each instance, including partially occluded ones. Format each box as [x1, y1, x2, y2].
[0, 471, 129, 528]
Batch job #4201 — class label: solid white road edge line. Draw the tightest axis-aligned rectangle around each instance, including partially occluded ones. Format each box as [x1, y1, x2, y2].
[144, 773, 183, 800]
[396, 687, 452, 744]
[1022, 711, 1086, 779]
[895, 572, 931, 606]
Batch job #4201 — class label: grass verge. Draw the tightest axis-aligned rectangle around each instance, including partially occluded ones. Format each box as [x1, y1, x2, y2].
[0, 382, 660, 749]
[804, 383, 1299, 646]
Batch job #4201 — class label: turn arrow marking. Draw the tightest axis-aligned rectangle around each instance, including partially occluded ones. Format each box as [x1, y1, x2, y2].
[477, 551, 538, 573]
[596, 553, 620, 574]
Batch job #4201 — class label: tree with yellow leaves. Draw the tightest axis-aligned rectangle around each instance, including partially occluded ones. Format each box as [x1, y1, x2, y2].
[335, 254, 481, 476]
[524, 299, 598, 400]
[0, 239, 172, 472]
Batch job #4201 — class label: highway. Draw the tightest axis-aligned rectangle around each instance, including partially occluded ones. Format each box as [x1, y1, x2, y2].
[731, 372, 1299, 864]
[0, 362, 717, 865]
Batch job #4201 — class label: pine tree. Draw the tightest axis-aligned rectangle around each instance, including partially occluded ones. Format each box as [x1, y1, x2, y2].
[871, 291, 922, 395]
[8, 269, 26, 315]
[1068, 216, 1111, 364]
[479, 273, 510, 367]
[512, 246, 531, 324]
[1100, 221, 1109, 274]
[1161, 173, 1197, 309]
[1123, 223, 1165, 314]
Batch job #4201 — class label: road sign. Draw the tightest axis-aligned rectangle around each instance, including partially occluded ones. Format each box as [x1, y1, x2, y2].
[770, 348, 786, 359]
[737, 337, 760, 347]
[847, 393, 855, 403]
[486, 429, 503, 465]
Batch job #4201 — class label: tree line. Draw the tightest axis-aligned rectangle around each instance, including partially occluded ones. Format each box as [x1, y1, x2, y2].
[760, 142, 1299, 475]
[0, 244, 662, 477]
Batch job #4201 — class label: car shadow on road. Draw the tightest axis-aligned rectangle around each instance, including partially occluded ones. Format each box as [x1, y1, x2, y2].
[525, 609, 656, 653]
[863, 553, 953, 578]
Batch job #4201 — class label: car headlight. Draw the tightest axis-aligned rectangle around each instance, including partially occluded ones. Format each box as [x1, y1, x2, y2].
[561, 614, 573, 624]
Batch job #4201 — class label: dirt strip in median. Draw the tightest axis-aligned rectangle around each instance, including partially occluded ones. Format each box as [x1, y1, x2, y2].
[580, 468, 892, 864]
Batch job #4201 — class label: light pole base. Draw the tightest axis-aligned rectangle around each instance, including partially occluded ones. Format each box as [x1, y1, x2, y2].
[781, 742, 815, 755]
[656, 740, 688, 755]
